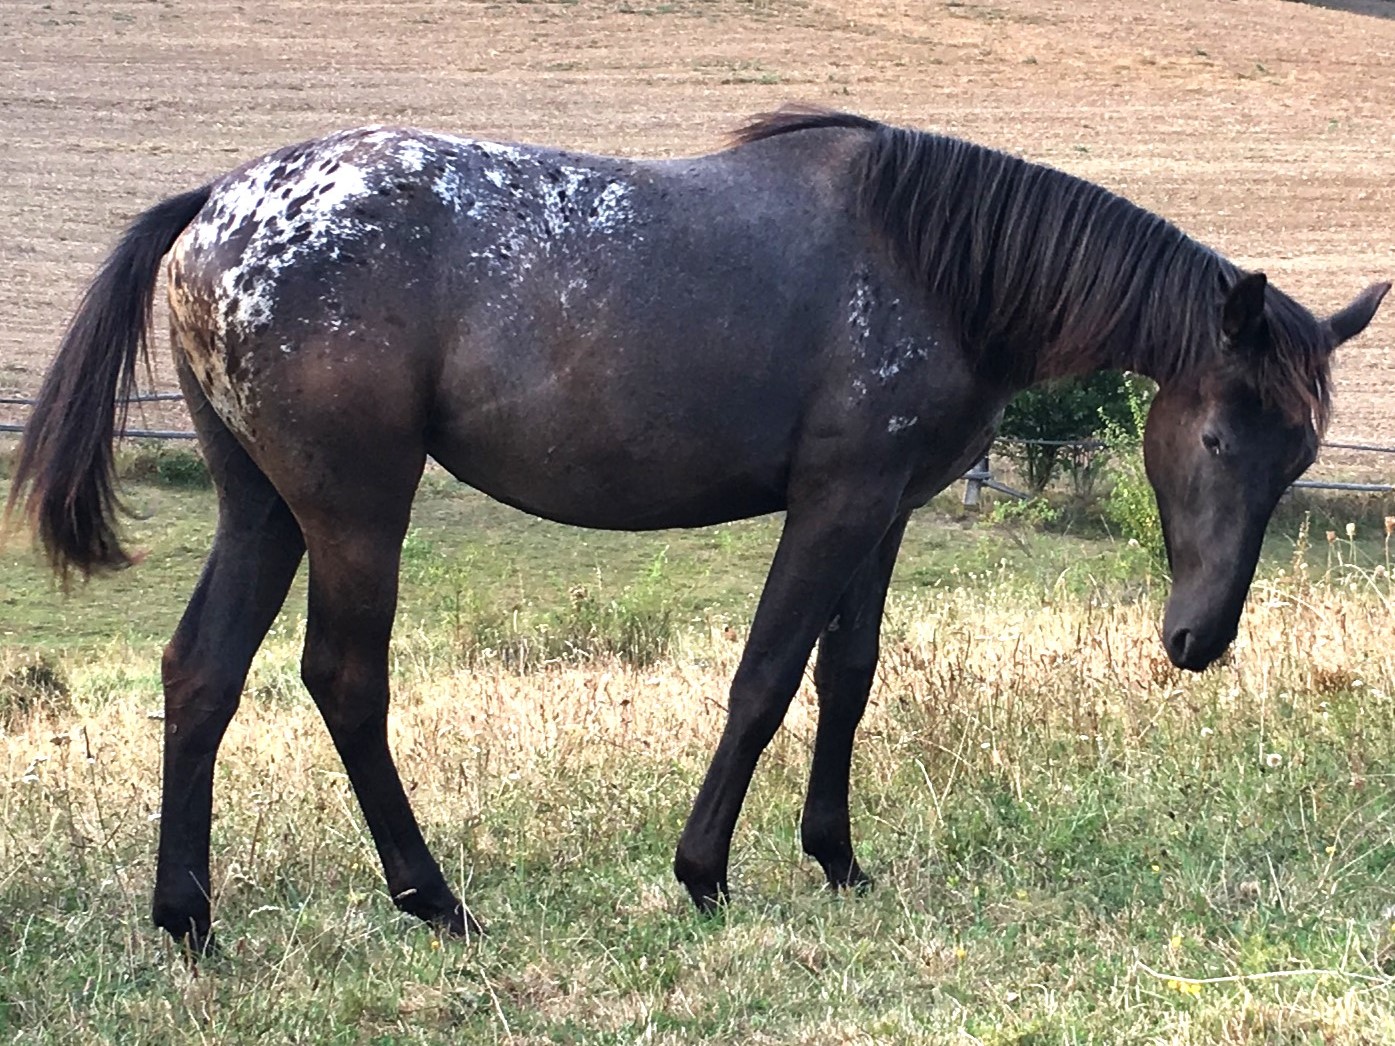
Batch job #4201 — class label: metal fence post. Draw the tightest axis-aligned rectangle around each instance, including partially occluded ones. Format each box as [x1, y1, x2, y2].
[963, 455, 990, 508]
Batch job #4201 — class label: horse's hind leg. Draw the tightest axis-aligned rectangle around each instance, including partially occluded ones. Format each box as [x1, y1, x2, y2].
[153, 383, 305, 950]
[292, 451, 477, 936]
[800, 516, 908, 892]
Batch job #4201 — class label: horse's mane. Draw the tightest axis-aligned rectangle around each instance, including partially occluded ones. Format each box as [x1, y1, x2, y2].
[732, 107, 1331, 430]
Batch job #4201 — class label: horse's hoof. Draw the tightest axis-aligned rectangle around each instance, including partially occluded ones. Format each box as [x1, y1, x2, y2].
[165, 925, 218, 962]
[153, 902, 216, 959]
[437, 903, 486, 939]
[681, 879, 730, 915]
[830, 863, 874, 895]
[188, 929, 220, 959]
[673, 849, 731, 915]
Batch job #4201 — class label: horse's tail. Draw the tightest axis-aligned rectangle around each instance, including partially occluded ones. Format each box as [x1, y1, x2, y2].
[5, 184, 213, 581]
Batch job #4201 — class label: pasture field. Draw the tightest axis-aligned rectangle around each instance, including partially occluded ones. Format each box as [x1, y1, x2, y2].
[3, 0, 1395, 1042]
[3, 454, 1395, 1043]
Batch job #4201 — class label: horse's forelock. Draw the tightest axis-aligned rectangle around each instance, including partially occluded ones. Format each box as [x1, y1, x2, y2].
[1250, 291, 1333, 433]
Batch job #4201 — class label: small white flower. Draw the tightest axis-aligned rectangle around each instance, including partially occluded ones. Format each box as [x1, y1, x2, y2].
[1200, 726, 1215, 738]
[1264, 752, 1283, 769]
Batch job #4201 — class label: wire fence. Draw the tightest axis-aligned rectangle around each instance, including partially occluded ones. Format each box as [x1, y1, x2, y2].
[0, 392, 197, 440]
[976, 432, 1395, 503]
[2, 393, 1393, 498]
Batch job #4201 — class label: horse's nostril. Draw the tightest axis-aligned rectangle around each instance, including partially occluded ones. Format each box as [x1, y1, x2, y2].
[1168, 628, 1193, 665]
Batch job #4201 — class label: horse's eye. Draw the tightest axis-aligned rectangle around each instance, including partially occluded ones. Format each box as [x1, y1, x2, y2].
[1201, 431, 1223, 456]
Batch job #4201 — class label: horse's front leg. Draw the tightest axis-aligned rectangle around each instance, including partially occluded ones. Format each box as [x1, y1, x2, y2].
[673, 485, 906, 912]
[800, 514, 908, 892]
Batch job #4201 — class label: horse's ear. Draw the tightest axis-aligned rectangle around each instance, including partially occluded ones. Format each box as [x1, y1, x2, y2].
[1326, 281, 1390, 346]
[1222, 272, 1267, 343]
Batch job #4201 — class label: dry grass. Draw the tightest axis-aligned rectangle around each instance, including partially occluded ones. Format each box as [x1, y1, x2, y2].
[3, 553, 1393, 1041]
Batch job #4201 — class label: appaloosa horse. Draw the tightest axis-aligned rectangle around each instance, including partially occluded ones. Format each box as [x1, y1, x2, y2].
[9, 107, 1387, 949]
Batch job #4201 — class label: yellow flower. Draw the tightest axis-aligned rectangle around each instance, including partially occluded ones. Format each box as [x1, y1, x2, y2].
[1166, 978, 1202, 996]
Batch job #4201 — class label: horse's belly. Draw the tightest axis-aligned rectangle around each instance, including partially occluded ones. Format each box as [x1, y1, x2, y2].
[430, 443, 787, 530]
[426, 394, 793, 530]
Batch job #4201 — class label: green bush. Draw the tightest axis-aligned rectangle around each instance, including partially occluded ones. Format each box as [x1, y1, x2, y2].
[116, 442, 211, 488]
[1100, 377, 1165, 568]
[998, 372, 1136, 492]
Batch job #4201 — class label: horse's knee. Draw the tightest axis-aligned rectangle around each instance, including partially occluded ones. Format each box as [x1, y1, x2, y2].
[161, 641, 242, 747]
[299, 644, 339, 702]
[300, 647, 386, 740]
[726, 659, 803, 740]
[814, 655, 877, 700]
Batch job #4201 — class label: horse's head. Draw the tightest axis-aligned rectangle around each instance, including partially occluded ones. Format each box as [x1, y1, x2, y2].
[1145, 273, 1388, 671]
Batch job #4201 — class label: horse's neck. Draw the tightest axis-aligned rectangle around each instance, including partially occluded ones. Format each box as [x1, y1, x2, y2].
[1018, 329, 1135, 389]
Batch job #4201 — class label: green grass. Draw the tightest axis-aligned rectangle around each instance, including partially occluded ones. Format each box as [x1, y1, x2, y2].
[5, 445, 1389, 659]
[2, 446, 1395, 1042]
[1, 451, 1162, 657]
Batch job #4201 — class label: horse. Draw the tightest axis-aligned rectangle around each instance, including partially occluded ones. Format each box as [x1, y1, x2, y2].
[8, 107, 1387, 951]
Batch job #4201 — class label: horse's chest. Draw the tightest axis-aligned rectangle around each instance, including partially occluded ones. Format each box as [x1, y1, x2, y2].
[900, 399, 1005, 507]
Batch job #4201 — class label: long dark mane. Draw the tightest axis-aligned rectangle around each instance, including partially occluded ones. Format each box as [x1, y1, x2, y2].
[734, 107, 1331, 430]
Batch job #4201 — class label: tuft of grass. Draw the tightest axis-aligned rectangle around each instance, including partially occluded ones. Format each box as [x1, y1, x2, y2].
[0, 652, 72, 729]
[113, 441, 211, 488]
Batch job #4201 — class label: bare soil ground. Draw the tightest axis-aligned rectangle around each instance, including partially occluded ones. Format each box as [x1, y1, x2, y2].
[2, 0, 1392, 450]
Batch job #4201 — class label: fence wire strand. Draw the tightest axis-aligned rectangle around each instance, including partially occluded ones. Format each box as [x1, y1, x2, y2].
[2, 394, 1393, 492]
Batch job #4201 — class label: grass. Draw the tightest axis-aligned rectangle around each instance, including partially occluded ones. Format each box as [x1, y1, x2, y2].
[2, 446, 1395, 1041]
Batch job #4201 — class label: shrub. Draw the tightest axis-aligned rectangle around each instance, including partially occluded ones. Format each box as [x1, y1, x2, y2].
[0, 654, 72, 730]
[116, 442, 211, 488]
[1100, 377, 1165, 568]
[998, 372, 1136, 492]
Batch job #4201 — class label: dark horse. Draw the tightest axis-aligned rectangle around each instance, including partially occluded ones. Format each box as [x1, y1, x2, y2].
[8, 108, 1387, 949]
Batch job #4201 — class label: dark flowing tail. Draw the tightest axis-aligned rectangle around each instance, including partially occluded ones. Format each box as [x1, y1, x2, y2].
[5, 184, 213, 580]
